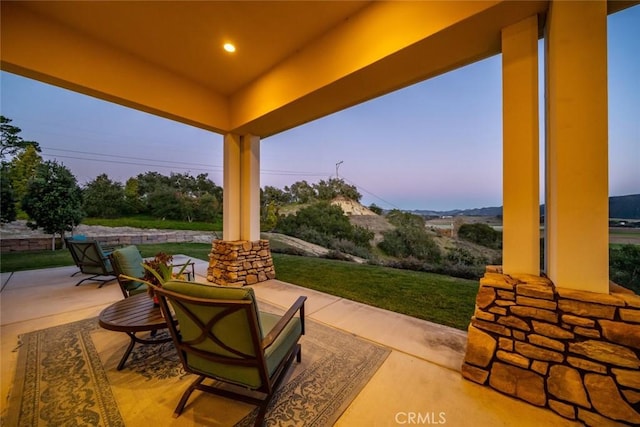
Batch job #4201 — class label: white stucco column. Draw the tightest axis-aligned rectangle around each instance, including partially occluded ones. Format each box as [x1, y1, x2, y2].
[501, 15, 540, 276]
[223, 133, 241, 241]
[240, 134, 261, 241]
[545, 0, 609, 292]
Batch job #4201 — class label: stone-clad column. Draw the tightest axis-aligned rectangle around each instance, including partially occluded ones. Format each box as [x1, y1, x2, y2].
[544, 0, 609, 293]
[502, 15, 540, 276]
[216, 133, 272, 286]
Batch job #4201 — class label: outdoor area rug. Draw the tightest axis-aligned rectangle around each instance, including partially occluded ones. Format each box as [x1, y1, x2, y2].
[4, 310, 390, 426]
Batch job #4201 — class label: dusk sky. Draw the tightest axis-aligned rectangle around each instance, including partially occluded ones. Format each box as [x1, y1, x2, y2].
[1, 6, 638, 211]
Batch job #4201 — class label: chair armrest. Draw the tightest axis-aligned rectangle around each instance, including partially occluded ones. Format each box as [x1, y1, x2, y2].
[262, 296, 307, 350]
[101, 244, 123, 254]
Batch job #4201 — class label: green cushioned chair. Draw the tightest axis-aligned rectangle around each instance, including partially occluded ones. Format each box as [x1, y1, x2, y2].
[65, 239, 116, 287]
[153, 280, 306, 424]
[109, 245, 148, 298]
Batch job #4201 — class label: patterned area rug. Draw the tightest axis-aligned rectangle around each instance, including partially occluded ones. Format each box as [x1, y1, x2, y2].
[5, 312, 389, 426]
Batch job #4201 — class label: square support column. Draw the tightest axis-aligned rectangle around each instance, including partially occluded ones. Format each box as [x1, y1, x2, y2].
[502, 15, 540, 276]
[545, 0, 609, 293]
[240, 134, 261, 241]
[223, 133, 241, 241]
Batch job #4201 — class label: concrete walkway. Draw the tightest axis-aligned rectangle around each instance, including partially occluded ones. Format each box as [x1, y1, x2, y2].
[0, 258, 579, 426]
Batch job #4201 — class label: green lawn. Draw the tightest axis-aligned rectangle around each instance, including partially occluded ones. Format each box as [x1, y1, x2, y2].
[0, 242, 477, 330]
[272, 254, 478, 330]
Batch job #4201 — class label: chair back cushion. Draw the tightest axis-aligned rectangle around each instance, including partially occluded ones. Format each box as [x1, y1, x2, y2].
[67, 240, 113, 274]
[111, 246, 146, 293]
[162, 280, 267, 387]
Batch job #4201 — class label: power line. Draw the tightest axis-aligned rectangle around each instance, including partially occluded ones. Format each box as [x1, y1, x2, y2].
[43, 147, 220, 168]
[40, 149, 332, 178]
[40, 153, 221, 173]
[341, 174, 402, 210]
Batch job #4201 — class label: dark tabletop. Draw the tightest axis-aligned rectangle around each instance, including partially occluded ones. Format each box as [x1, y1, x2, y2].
[98, 292, 167, 333]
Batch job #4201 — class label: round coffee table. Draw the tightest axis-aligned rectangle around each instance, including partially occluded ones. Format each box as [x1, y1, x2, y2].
[98, 293, 172, 370]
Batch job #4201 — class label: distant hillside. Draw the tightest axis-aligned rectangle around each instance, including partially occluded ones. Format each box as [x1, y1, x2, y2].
[412, 206, 502, 217]
[411, 194, 640, 219]
[609, 194, 640, 219]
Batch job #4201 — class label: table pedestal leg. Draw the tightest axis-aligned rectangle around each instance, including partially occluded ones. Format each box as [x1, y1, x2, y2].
[117, 333, 137, 370]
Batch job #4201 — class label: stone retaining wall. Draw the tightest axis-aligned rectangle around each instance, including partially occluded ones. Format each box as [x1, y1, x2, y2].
[462, 266, 640, 426]
[207, 239, 275, 286]
[1, 233, 212, 253]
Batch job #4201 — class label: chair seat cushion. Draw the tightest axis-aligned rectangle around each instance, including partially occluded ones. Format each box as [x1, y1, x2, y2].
[162, 281, 302, 389]
[260, 311, 302, 378]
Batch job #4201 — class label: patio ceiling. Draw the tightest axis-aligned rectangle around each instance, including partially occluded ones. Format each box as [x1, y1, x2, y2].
[1, 1, 635, 138]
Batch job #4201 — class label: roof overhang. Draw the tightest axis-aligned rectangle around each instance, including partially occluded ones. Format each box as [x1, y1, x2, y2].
[1, 1, 637, 137]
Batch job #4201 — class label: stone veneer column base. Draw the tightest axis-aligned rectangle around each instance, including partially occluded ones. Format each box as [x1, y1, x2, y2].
[207, 239, 276, 286]
[462, 266, 640, 426]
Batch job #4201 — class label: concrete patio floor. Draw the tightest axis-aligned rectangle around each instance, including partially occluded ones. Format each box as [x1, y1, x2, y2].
[0, 257, 580, 426]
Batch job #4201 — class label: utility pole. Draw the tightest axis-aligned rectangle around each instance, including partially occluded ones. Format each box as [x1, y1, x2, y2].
[335, 161, 343, 179]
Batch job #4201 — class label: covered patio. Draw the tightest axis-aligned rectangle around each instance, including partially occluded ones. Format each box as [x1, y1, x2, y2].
[0, 261, 575, 425]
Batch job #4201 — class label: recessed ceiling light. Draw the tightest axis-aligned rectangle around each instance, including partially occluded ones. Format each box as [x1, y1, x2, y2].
[223, 43, 236, 53]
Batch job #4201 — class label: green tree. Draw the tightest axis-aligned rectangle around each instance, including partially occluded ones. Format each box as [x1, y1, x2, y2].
[194, 193, 221, 222]
[261, 201, 278, 231]
[83, 174, 126, 218]
[1, 116, 41, 160]
[314, 178, 361, 202]
[21, 161, 84, 248]
[124, 177, 144, 213]
[147, 187, 184, 220]
[6, 144, 43, 207]
[0, 164, 17, 223]
[285, 180, 316, 204]
[262, 185, 292, 206]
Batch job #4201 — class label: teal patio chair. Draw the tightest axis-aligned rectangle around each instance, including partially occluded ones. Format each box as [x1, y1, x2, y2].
[65, 239, 116, 287]
[152, 280, 306, 425]
[109, 245, 149, 298]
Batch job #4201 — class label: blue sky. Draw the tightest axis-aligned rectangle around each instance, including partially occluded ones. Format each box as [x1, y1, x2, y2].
[1, 6, 638, 211]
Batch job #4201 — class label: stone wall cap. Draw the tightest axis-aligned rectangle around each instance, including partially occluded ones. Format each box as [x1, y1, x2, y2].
[557, 287, 625, 307]
[510, 273, 552, 286]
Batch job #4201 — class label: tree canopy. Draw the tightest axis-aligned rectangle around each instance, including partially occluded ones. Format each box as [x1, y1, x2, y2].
[1, 116, 41, 160]
[0, 164, 17, 224]
[21, 160, 84, 241]
[83, 174, 127, 218]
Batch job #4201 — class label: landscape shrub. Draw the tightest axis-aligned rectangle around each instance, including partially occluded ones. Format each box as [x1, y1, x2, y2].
[378, 227, 441, 263]
[270, 246, 308, 257]
[445, 247, 487, 267]
[458, 223, 502, 249]
[323, 250, 352, 261]
[431, 264, 485, 280]
[610, 244, 640, 294]
[274, 201, 372, 258]
[329, 239, 372, 259]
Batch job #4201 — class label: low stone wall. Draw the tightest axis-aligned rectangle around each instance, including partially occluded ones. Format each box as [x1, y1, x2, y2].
[207, 239, 275, 286]
[1, 232, 214, 253]
[462, 266, 640, 426]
